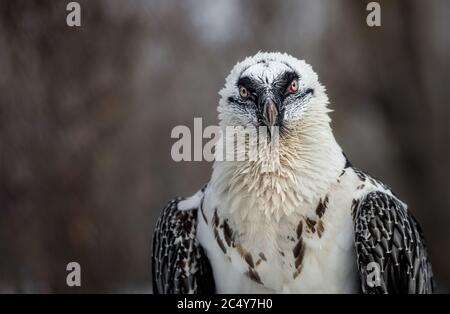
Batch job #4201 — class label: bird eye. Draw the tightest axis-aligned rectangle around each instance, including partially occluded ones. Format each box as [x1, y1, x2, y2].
[239, 86, 249, 98]
[289, 79, 299, 93]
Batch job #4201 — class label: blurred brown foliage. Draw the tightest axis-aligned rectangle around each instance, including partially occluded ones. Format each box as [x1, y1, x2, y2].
[0, 0, 449, 292]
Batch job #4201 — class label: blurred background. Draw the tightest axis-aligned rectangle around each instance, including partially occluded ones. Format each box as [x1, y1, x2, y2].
[0, 0, 449, 293]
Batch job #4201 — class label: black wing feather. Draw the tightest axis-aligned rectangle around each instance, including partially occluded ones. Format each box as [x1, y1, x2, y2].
[354, 191, 434, 294]
[152, 198, 215, 294]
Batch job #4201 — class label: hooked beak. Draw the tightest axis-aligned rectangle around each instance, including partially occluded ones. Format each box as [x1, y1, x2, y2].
[263, 98, 278, 127]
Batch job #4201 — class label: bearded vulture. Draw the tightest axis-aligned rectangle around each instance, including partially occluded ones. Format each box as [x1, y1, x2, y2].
[152, 52, 434, 294]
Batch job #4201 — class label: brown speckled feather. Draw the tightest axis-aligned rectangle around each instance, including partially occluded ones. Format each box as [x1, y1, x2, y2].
[354, 191, 434, 294]
[152, 198, 215, 294]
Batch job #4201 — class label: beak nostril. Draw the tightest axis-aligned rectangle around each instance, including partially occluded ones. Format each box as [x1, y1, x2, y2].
[263, 99, 278, 127]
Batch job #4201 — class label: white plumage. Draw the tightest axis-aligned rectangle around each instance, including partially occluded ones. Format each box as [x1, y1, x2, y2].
[152, 52, 434, 294]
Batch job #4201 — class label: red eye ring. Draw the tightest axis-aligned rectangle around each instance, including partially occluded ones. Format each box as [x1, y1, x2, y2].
[289, 79, 299, 93]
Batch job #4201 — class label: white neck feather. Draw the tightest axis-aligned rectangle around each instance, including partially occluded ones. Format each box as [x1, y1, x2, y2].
[210, 104, 345, 223]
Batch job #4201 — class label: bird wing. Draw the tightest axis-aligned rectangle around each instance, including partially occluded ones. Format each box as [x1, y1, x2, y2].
[152, 198, 216, 294]
[354, 191, 434, 294]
